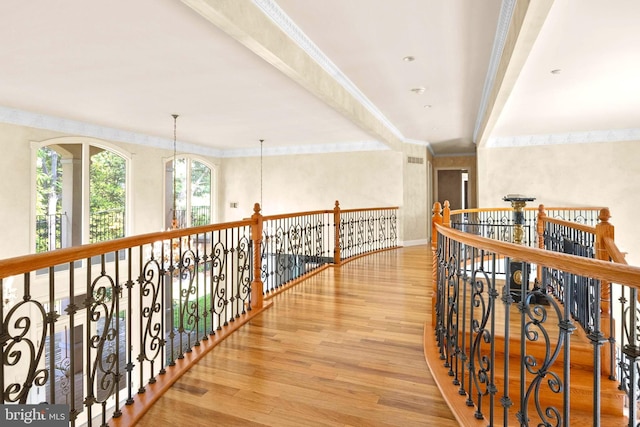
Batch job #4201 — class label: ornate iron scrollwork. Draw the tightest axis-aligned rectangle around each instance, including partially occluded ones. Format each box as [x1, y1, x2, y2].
[1, 299, 49, 403]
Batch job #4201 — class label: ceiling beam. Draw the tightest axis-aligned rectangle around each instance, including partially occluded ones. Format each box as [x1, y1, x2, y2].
[474, 0, 554, 147]
[181, 0, 403, 151]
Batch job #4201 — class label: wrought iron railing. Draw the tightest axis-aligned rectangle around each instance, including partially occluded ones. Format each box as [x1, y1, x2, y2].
[0, 201, 398, 426]
[171, 206, 211, 229]
[339, 206, 398, 261]
[260, 202, 398, 295]
[430, 201, 640, 426]
[90, 209, 125, 243]
[449, 206, 603, 248]
[261, 210, 333, 295]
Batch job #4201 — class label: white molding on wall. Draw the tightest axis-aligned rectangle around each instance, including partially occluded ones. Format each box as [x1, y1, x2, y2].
[252, 0, 404, 142]
[472, 0, 517, 143]
[402, 239, 429, 247]
[0, 105, 390, 158]
[0, 105, 224, 157]
[221, 140, 389, 158]
[487, 128, 640, 148]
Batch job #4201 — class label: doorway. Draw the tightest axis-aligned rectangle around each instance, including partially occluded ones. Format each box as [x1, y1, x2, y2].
[436, 169, 469, 210]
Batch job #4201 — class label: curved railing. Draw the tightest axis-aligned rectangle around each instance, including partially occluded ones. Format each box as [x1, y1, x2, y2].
[429, 201, 640, 426]
[0, 201, 398, 427]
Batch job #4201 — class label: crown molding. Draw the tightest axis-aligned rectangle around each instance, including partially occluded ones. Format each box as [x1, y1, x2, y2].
[487, 128, 640, 148]
[472, 0, 517, 143]
[432, 151, 477, 158]
[0, 105, 224, 157]
[0, 105, 391, 158]
[221, 140, 389, 158]
[252, 0, 404, 142]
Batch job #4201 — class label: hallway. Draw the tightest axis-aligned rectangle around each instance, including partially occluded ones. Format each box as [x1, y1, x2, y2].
[136, 246, 457, 426]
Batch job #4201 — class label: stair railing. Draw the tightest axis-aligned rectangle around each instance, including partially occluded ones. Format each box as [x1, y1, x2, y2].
[431, 201, 640, 426]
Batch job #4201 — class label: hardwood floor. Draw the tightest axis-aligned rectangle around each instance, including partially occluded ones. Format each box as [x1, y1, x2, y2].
[136, 246, 458, 427]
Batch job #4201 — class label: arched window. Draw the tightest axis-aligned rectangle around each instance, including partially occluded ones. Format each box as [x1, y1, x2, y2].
[166, 156, 213, 229]
[34, 140, 129, 252]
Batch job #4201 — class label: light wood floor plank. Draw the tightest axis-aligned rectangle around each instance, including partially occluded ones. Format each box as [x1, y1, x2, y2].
[137, 246, 458, 427]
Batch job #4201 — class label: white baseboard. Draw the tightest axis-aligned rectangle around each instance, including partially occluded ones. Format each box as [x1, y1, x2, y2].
[401, 239, 429, 247]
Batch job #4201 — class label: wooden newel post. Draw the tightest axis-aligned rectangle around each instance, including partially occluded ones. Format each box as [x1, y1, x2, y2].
[442, 200, 451, 228]
[536, 204, 546, 285]
[251, 203, 264, 309]
[431, 202, 443, 326]
[595, 207, 614, 377]
[432, 202, 442, 249]
[333, 200, 342, 265]
[595, 208, 613, 316]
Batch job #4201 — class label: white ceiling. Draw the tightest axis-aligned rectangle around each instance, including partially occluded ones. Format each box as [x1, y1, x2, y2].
[0, 0, 637, 157]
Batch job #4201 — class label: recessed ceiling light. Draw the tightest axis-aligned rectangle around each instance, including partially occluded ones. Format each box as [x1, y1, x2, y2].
[550, 69, 561, 74]
[403, 56, 415, 62]
[410, 87, 426, 95]
[423, 104, 432, 109]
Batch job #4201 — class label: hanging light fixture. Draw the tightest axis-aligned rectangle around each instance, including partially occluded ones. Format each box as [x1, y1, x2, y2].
[171, 114, 179, 229]
[260, 139, 264, 210]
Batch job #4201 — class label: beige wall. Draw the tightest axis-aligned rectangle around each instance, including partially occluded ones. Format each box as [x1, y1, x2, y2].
[478, 140, 640, 265]
[402, 144, 428, 245]
[218, 149, 406, 239]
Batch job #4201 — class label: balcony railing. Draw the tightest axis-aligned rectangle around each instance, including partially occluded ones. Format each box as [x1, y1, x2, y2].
[90, 209, 125, 243]
[0, 201, 397, 426]
[429, 201, 640, 426]
[171, 206, 211, 229]
[36, 213, 66, 253]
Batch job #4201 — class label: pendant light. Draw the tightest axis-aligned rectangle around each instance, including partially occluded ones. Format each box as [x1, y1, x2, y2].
[260, 139, 264, 210]
[171, 114, 179, 229]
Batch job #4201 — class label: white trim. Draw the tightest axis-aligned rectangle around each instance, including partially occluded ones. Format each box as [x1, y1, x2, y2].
[252, 0, 404, 142]
[487, 128, 640, 148]
[473, 0, 517, 143]
[2, 105, 392, 158]
[433, 151, 476, 158]
[1, 105, 224, 157]
[401, 239, 429, 247]
[221, 140, 389, 158]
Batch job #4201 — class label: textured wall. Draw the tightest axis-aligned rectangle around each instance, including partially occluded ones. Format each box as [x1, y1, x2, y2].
[402, 144, 428, 244]
[218, 150, 405, 237]
[478, 140, 640, 265]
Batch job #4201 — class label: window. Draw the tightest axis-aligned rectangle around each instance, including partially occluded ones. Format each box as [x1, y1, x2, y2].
[166, 157, 213, 229]
[89, 149, 126, 243]
[34, 141, 128, 252]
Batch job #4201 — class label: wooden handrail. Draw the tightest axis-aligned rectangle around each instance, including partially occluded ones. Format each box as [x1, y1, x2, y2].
[540, 215, 597, 234]
[434, 223, 640, 289]
[605, 237, 627, 265]
[0, 219, 255, 279]
[2, 202, 401, 280]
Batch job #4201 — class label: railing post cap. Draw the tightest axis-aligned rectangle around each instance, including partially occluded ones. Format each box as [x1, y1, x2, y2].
[334, 200, 340, 209]
[253, 203, 261, 215]
[599, 208, 611, 222]
[538, 204, 545, 214]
